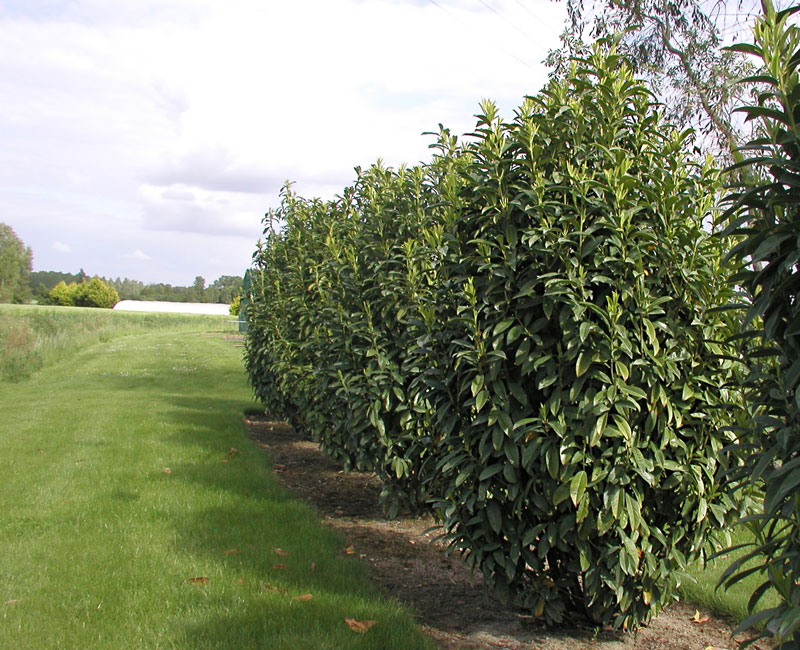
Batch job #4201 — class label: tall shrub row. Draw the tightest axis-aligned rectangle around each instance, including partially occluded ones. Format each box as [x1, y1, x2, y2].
[246, 42, 747, 630]
[247, 144, 466, 515]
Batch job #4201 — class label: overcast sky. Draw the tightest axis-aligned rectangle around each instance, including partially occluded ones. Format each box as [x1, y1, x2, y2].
[0, 0, 567, 286]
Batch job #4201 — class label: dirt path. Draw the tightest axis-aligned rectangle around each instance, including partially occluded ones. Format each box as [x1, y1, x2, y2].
[244, 414, 771, 650]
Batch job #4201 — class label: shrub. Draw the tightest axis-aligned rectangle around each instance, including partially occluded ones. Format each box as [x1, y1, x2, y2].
[245, 39, 748, 632]
[229, 295, 241, 316]
[246, 152, 465, 515]
[48, 278, 119, 309]
[422, 42, 745, 631]
[717, 4, 800, 647]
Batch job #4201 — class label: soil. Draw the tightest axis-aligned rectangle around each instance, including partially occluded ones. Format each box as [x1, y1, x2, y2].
[244, 413, 772, 650]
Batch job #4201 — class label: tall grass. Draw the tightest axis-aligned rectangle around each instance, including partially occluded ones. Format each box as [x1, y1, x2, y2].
[0, 304, 234, 382]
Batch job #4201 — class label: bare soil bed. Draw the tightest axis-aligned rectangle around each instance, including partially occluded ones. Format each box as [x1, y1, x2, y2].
[244, 414, 771, 650]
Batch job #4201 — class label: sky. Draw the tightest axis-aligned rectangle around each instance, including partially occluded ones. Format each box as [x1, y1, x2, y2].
[0, 0, 568, 286]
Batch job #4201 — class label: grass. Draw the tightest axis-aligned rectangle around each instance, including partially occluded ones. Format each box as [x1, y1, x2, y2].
[0, 303, 235, 382]
[681, 526, 781, 626]
[0, 324, 432, 649]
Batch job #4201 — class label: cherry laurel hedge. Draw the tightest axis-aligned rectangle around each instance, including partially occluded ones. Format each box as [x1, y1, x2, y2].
[246, 44, 748, 630]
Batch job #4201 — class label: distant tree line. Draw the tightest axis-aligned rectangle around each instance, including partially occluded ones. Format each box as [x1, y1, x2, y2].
[0, 224, 243, 308]
[27, 270, 243, 305]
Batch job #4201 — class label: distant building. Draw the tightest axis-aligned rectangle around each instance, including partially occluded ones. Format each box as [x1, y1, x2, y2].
[113, 300, 230, 316]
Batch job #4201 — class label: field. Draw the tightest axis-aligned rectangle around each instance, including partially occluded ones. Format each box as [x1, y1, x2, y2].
[0, 305, 431, 650]
[0, 303, 234, 382]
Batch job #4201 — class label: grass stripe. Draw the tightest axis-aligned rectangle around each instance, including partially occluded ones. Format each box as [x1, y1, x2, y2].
[0, 329, 431, 650]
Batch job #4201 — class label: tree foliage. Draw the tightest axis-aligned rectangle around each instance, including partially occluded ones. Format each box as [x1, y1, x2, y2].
[0, 223, 33, 303]
[555, 0, 758, 159]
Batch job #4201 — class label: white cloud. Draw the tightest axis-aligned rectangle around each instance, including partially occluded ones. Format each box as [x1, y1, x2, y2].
[52, 241, 71, 253]
[123, 249, 151, 261]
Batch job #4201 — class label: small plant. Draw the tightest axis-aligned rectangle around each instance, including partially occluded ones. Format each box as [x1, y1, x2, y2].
[0, 322, 42, 381]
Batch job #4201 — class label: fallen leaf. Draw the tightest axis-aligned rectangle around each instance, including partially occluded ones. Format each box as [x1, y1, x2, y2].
[219, 459, 228, 463]
[257, 443, 269, 448]
[342, 543, 356, 555]
[272, 563, 288, 570]
[38, 449, 44, 454]
[273, 548, 290, 556]
[227, 447, 240, 458]
[161, 467, 171, 475]
[188, 577, 209, 586]
[309, 562, 317, 572]
[344, 617, 377, 633]
[293, 593, 313, 602]
[223, 549, 240, 555]
[691, 609, 710, 624]
[236, 578, 246, 584]
[3, 600, 20, 606]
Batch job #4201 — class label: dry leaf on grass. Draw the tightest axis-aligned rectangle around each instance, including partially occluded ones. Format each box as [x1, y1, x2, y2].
[342, 543, 356, 555]
[161, 467, 171, 475]
[227, 447, 240, 458]
[223, 549, 240, 555]
[691, 609, 710, 624]
[188, 577, 209, 586]
[344, 617, 377, 633]
[257, 442, 269, 449]
[272, 563, 288, 570]
[3, 600, 20, 606]
[293, 593, 313, 602]
[273, 548, 289, 556]
[309, 562, 316, 572]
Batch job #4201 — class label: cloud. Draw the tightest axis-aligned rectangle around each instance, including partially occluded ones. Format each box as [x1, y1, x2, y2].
[123, 249, 151, 261]
[148, 146, 286, 195]
[139, 182, 265, 237]
[52, 241, 71, 253]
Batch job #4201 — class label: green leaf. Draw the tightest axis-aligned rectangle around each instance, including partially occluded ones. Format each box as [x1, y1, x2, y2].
[486, 501, 502, 534]
[570, 471, 587, 507]
[576, 351, 592, 377]
[553, 482, 571, 506]
[479, 464, 504, 481]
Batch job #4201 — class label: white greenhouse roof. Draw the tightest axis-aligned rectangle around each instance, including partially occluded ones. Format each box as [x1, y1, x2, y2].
[113, 300, 230, 316]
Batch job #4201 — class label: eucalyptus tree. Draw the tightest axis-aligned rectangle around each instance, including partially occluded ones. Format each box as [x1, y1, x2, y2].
[553, 0, 759, 160]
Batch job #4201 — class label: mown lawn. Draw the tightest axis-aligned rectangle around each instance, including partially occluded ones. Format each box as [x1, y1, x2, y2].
[0, 327, 432, 650]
